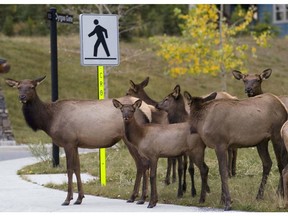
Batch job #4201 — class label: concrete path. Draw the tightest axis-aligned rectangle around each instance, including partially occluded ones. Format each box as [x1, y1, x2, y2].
[0, 145, 225, 212]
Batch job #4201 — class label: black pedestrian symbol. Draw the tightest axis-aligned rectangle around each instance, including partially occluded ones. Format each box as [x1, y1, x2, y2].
[88, 19, 110, 57]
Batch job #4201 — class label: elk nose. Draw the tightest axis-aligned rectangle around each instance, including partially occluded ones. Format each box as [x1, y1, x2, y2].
[19, 95, 27, 103]
[245, 87, 252, 93]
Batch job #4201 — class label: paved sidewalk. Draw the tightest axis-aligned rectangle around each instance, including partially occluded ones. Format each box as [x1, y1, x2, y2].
[0, 146, 224, 212]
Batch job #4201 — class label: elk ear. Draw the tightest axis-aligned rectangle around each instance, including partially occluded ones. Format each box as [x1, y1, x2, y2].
[141, 77, 149, 88]
[172, 85, 181, 99]
[129, 80, 137, 92]
[232, 70, 244, 80]
[261, 68, 272, 80]
[204, 92, 217, 102]
[5, 78, 19, 88]
[34, 76, 46, 86]
[184, 91, 192, 103]
[133, 99, 142, 109]
[112, 99, 123, 109]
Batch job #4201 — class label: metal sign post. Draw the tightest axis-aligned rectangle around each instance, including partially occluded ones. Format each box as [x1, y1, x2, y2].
[80, 14, 119, 186]
[48, 7, 73, 167]
[97, 65, 106, 186]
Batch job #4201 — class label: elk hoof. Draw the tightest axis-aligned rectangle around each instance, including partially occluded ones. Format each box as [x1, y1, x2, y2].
[164, 179, 170, 185]
[177, 191, 183, 198]
[74, 195, 84, 205]
[127, 199, 135, 203]
[182, 183, 187, 192]
[224, 205, 232, 211]
[198, 197, 205, 204]
[147, 203, 156, 208]
[136, 199, 145, 205]
[61, 200, 71, 206]
[191, 188, 196, 197]
[206, 185, 211, 193]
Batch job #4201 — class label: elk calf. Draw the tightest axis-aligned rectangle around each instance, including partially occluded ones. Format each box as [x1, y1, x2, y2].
[113, 99, 209, 208]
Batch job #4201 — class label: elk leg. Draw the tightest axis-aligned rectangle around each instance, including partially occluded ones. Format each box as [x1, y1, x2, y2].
[125, 142, 145, 203]
[188, 160, 196, 197]
[182, 155, 188, 192]
[283, 165, 288, 208]
[147, 159, 158, 208]
[62, 147, 74, 206]
[255, 140, 272, 200]
[271, 135, 286, 198]
[194, 160, 209, 203]
[172, 157, 177, 183]
[228, 147, 237, 178]
[215, 146, 231, 211]
[231, 148, 237, 176]
[165, 158, 172, 185]
[73, 148, 85, 205]
[137, 161, 149, 205]
[177, 156, 184, 198]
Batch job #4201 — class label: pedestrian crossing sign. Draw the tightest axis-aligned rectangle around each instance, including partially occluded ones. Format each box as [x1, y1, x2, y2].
[79, 14, 119, 66]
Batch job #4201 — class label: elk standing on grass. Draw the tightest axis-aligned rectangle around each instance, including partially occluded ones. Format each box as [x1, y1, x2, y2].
[156, 84, 210, 198]
[232, 69, 288, 179]
[113, 99, 209, 208]
[184, 91, 288, 210]
[127, 77, 182, 188]
[280, 121, 288, 208]
[5, 76, 153, 206]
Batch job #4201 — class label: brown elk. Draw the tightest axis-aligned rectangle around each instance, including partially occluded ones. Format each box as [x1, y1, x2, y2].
[127, 77, 182, 191]
[184, 91, 288, 210]
[281, 121, 288, 208]
[113, 99, 209, 208]
[156, 84, 210, 198]
[5, 76, 153, 206]
[231, 69, 288, 179]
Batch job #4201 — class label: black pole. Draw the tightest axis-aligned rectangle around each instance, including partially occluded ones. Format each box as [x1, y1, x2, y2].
[49, 7, 60, 167]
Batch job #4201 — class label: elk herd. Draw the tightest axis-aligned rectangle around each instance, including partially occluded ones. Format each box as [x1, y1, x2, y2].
[5, 68, 288, 211]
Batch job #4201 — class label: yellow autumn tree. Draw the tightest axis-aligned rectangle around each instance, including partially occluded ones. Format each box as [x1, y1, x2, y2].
[152, 4, 271, 91]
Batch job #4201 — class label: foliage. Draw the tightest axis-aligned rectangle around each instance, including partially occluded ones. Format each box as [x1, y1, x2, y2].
[152, 5, 272, 90]
[0, 4, 188, 39]
[28, 142, 52, 162]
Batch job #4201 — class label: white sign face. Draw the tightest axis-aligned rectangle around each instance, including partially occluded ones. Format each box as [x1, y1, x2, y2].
[79, 14, 119, 66]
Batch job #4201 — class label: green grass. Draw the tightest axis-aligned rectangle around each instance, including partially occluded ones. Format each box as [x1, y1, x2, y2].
[3, 34, 288, 211]
[18, 143, 286, 212]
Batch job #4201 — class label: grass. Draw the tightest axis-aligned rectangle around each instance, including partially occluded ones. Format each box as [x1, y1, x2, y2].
[18, 142, 286, 212]
[2, 34, 288, 211]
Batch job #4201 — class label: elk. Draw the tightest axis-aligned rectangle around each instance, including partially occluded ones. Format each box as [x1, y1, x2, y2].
[113, 99, 209, 208]
[232, 68, 288, 178]
[156, 84, 210, 197]
[232, 68, 288, 107]
[184, 91, 288, 210]
[127, 77, 181, 189]
[5, 76, 153, 206]
[281, 121, 288, 208]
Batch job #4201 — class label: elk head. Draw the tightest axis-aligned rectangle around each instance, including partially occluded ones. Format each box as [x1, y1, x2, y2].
[232, 69, 272, 97]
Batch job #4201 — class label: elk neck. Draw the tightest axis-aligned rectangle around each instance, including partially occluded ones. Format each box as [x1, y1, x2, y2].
[22, 94, 53, 132]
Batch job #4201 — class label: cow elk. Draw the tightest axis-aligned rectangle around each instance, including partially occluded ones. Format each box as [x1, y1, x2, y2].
[184, 91, 288, 210]
[5, 76, 153, 206]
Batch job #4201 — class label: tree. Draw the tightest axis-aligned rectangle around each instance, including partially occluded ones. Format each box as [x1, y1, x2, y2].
[152, 4, 271, 91]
